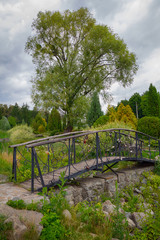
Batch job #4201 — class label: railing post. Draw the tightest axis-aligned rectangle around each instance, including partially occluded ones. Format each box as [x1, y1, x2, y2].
[12, 147, 17, 181]
[47, 144, 50, 173]
[73, 138, 76, 164]
[135, 132, 138, 160]
[118, 130, 121, 158]
[96, 132, 99, 169]
[115, 132, 117, 156]
[68, 139, 71, 178]
[34, 148, 45, 188]
[31, 147, 34, 193]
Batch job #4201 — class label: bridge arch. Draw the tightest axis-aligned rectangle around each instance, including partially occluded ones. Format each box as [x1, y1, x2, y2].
[10, 128, 160, 192]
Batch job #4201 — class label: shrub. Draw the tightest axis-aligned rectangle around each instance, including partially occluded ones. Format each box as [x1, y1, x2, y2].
[32, 114, 47, 134]
[93, 115, 109, 127]
[8, 125, 35, 143]
[0, 117, 11, 131]
[138, 116, 160, 138]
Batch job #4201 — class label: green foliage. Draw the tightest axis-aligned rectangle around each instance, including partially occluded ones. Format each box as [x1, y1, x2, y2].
[116, 103, 138, 129]
[7, 199, 26, 209]
[154, 157, 160, 176]
[111, 182, 129, 240]
[0, 214, 12, 240]
[41, 172, 70, 216]
[93, 115, 109, 127]
[32, 113, 47, 133]
[0, 116, 11, 131]
[8, 124, 35, 143]
[26, 7, 137, 129]
[129, 92, 142, 118]
[122, 185, 139, 213]
[138, 116, 160, 138]
[148, 83, 159, 117]
[40, 212, 66, 240]
[48, 108, 61, 133]
[0, 156, 12, 176]
[8, 116, 16, 128]
[87, 92, 103, 127]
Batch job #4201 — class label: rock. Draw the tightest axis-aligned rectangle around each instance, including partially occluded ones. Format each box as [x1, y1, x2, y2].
[125, 217, 136, 229]
[62, 209, 72, 220]
[90, 233, 97, 238]
[125, 212, 132, 219]
[131, 212, 146, 229]
[102, 200, 115, 214]
[120, 198, 125, 205]
[103, 211, 110, 219]
[0, 204, 43, 236]
[134, 188, 142, 194]
[5, 215, 27, 240]
[11, 197, 21, 201]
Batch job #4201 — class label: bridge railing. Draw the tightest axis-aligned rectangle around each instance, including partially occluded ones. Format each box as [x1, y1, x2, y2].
[10, 129, 160, 192]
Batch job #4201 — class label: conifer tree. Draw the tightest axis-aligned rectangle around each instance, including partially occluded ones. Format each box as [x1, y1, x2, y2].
[148, 83, 159, 117]
[48, 108, 61, 134]
[87, 92, 103, 127]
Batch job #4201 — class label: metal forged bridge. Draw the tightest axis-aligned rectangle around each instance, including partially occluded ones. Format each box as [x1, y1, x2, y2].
[10, 129, 160, 192]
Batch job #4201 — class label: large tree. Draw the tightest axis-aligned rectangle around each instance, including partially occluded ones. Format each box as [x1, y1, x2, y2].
[25, 7, 138, 129]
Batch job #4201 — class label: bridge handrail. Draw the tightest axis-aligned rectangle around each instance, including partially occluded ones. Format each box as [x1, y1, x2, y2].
[9, 130, 90, 148]
[24, 128, 160, 148]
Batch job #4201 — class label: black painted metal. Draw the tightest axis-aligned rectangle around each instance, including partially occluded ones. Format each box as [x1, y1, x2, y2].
[31, 147, 34, 193]
[10, 129, 159, 192]
[13, 147, 17, 181]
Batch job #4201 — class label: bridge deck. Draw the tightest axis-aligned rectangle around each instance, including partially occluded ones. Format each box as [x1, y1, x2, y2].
[20, 156, 155, 191]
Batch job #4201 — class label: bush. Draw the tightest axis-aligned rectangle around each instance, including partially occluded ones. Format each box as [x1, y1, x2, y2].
[0, 117, 11, 131]
[8, 125, 35, 143]
[93, 115, 109, 127]
[138, 117, 160, 138]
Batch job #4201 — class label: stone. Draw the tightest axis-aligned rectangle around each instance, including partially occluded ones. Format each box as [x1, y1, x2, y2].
[62, 209, 72, 220]
[5, 215, 27, 240]
[0, 204, 43, 236]
[134, 188, 142, 194]
[126, 217, 136, 229]
[102, 200, 115, 214]
[131, 212, 146, 229]
[103, 211, 110, 219]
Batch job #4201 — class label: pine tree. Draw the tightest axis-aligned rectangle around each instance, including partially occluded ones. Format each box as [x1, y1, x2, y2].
[87, 92, 103, 127]
[48, 108, 61, 134]
[148, 83, 159, 117]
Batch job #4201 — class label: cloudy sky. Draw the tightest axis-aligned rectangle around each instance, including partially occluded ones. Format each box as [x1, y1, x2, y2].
[0, 0, 160, 112]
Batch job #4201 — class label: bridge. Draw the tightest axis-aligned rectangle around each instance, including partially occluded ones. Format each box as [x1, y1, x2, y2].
[10, 128, 160, 192]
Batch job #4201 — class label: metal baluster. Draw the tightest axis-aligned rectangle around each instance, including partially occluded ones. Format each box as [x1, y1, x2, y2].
[96, 132, 99, 169]
[135, 132, 138, 160]
[47, 144, 50, 173]
[31, 147, 34, 193]
[73, 138, 76, 164]
[12, 147, 17, 181]
[68, 139, 71, 178]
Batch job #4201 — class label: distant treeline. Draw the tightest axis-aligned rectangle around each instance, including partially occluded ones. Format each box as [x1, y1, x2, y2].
[0, 103, 39, 126]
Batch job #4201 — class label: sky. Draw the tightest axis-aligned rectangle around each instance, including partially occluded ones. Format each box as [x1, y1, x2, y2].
[0, 0, 160, 112]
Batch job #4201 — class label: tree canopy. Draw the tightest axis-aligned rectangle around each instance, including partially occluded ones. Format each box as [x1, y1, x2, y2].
[25, 7, 138, 129]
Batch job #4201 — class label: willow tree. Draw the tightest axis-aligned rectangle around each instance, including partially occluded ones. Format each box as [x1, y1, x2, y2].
[25, 7, 138, 129]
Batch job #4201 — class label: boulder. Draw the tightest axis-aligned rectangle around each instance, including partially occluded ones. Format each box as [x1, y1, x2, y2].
[102, 200, 115, 214]
[131, 212, 146, 229]
[0, 204, 43, 238]
[62, 209, 72, 220]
